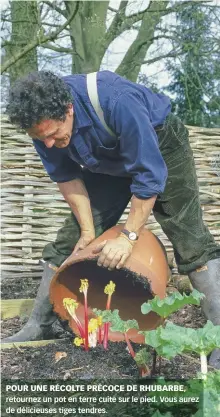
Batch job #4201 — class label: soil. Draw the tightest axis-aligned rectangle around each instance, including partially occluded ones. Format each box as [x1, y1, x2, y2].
[1, 277, 40, 299]
[1, 302, 207, 380]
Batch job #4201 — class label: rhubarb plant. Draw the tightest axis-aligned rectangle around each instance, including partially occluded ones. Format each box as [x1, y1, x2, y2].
[140, 321, 220, 377]
[88, 318, 99, 348]
[103, 281, 116, 349]
[140, 290, 220, 415]
[73, 337, 84, 347]
[141, 289, 204, 374]
[63, 279, 116, 351]
[63, 298, 85, 339]
[141, 289, 204, 318]
[93, 308, 150, 376]
[134, 348, 152, 377]
[140, 290, 220, 378]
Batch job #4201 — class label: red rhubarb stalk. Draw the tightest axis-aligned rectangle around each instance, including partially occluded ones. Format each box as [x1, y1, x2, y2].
[84, 292, 89, 350]
[79, 279, 89, 351]
[124, 332, 135, 358]
[73, 316, 85, 339]
[124, 332, 149, 377]
[103, 323, 110, 349]
[140, 366, 150, 378]
[98, 327, 102, 344]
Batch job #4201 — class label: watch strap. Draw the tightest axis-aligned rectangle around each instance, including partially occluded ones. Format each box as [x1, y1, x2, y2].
[121, 228, 138, 241]
[119, 233, 136, 246]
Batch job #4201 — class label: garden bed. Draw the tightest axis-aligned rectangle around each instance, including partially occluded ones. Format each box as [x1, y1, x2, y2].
[1, 298, 207, 380]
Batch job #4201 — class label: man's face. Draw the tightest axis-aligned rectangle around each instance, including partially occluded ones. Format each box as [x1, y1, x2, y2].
[27, 105, 74, 149]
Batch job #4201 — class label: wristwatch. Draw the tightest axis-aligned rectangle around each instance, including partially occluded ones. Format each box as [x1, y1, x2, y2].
[121, 228, 138, 241]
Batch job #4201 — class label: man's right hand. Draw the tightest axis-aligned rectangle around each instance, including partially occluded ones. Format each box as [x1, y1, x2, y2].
[72, 230, 96, 254]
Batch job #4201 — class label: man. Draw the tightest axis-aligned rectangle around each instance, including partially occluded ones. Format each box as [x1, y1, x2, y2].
[4, 70, 220, 368]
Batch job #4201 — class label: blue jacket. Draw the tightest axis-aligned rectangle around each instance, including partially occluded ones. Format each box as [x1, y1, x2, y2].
[33, 70, 171, 199]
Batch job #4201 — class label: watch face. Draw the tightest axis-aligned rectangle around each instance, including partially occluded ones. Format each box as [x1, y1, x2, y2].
[129, 232, 137, 241]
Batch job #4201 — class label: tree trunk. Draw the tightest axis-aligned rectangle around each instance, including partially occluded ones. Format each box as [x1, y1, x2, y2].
[65, 1, 109, 74]
[116, 1, 168, 81]
[65, 0, 169, 81]
[6, 1, 39, 84]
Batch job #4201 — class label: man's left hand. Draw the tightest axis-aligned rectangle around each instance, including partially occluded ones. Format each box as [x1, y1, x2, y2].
[92, 236, 134, 270]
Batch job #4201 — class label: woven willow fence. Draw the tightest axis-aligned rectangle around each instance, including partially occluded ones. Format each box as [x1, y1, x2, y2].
[1, 115, 220, 283]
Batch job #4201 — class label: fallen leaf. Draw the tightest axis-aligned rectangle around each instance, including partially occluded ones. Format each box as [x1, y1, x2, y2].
[55, 351, 67, 363]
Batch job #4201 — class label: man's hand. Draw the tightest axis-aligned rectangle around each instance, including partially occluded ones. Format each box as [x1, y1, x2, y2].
[73, 230, 95, 254]
[92, 236, 134, 270]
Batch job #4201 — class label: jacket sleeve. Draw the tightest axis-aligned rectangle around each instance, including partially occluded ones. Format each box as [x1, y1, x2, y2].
[33, 139, 83, 183]
[109, 91, 168, 199]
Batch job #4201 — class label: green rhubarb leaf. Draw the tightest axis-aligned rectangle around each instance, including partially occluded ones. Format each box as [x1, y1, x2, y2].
[141, 289, 205, 318]
[108, 311, 139, 333]
[192, 371, 220, 417]
[142, 324, 185, 359]
[183, 321, 220, 355]
[93, 308, 106, 318]
[93, 308, 139, 333]
[143, 327, 163, 349]
[160, 321, 220, 356]
[134, 348, 151, 367]
[141, 321, 220, 359]
[93, 308, 115, 322]
[110, 318, 139, 333]
[93, 309, 139, 332]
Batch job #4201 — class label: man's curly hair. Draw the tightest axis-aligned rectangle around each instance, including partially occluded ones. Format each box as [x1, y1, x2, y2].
[7, 71, 73, 129]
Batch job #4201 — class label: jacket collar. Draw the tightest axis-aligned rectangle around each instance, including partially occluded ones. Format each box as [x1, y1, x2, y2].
[72, 93, 93, 134]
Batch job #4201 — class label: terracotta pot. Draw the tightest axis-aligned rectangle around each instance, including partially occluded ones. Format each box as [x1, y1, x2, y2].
[49, 224, 169, 344]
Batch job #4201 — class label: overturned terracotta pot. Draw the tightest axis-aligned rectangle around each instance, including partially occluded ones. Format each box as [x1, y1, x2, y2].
[50, 224, 169, 344]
